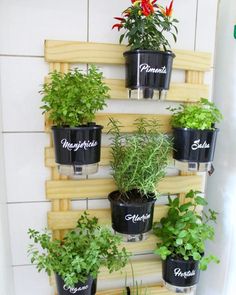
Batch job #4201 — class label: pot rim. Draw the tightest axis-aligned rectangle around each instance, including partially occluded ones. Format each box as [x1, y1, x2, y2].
[52, 124, 103, 131]
[55, 273, 97, 283]
[123, 49, 175, 58]
[173, 127, 219, 132]
[108, 190, 156, 207]
[165, 255, 200, 264]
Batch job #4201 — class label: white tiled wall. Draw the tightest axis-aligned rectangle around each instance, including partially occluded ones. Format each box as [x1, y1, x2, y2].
[0, 0, 88, 56]
[0, 1, 218, 294]
[0, 57, 48, 132]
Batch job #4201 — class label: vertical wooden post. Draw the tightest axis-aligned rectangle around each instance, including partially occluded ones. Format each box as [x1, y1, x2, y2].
[46, 62, 71, 292]
[185, 70, 204, 84]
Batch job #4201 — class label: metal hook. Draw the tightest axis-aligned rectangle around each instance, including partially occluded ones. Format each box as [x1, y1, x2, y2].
[208, 164, 215, 176]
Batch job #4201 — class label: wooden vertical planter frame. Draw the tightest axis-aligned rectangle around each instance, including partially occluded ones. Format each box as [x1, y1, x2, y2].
[44, 40, 211, 294]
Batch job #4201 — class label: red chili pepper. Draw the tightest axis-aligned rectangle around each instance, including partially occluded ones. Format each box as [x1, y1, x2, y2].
[165, 0, 173, 17]
[112, 23, 123, 30]
[141, 0, 154, 16]
[114, 17, 125, 22]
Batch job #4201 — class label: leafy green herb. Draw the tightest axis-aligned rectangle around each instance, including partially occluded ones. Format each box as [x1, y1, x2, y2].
[28, 212, 130, 287]
[40, 65, 110, 127]
[108, 118, 172, 199]
[153, 190, 219, 270]
[168, 98, 223, 130]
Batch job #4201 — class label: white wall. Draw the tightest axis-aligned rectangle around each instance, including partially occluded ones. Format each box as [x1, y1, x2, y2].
[0, 62, 15, 295]
[197, 0, 236, 294]
[0, 1, 219, 294]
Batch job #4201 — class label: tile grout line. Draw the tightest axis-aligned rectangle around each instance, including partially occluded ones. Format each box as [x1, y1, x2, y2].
[194, 0, 199, 51]
[86, 0, 90, 74]
[87, 0, 90, 43]
[7, 200, 50, 205]
[7, 197, 109, 205]
[0, 54, 43, 58]
[2, 131, 45, 134]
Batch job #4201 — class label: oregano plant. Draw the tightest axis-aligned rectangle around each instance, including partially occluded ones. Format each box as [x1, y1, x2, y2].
[153, 190, 220, 270]
[40, 65, 110, 127]
[108, 118, 172, 199]
[28, 212, 130, 287]
[168, 98, 223, 130]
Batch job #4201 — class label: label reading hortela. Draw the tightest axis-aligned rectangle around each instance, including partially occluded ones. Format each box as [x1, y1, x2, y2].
[61, 139, 98, 151]
[174, 268, 196, 279]
[63, 284, 89, 294]
[191, 139, 210, 151]
[125, 213, 151, 223]
[139, 63, 167, 74]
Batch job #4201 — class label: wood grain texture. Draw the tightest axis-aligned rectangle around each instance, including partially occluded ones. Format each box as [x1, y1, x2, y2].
[46, 175, 203, 200]
[46, 203, 186, 252]
[45, 75, 208, 102]
[45, 113, 171, 133]
[106, 79, 209, 102]
[53, 258, 166, 293]
[48, 206, 168, 230]
[45, 40, 212, 71]
[45, 146, 111, 167]
[45, 147, 174, 168]
[122, 235, 158, 255]
[185, 71, 204, 84]
[98, 257, 162, 281]
[55, 285, 175, 295]
[97, 285, 176, 295]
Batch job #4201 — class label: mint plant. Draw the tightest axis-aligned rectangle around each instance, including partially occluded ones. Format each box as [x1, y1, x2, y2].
[153, 190, 219, 270]
[28, 212, 130, 287]
[168, 98, 223, 130]
[40, 65, 110, 127]
[108, 118, 172, 199]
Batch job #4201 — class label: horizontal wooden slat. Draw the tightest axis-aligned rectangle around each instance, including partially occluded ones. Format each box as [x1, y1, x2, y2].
[55, 284, 174, 295]
[98, 257, 162, 281]
[97, 285, 175, 295]
[46, 175, 203, 200]
[106, 79, 209, 102]
[45, 147, 175, 168]
[45, 76, 208, 102]
[48, 206, 168, 230]
[45, 146, 111, 167]
[45, 40, 212, 71]
[122, 234, 158, 255]
[167, 83, 208, 101]
[45, 40, 125, 64]
[53, 258, 166, 293]
[45, 113, 171, 133]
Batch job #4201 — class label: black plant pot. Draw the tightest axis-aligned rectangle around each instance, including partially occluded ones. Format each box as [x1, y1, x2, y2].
[108, 190, 155, 239]
[173, 128, 219, 171]
[162, 256, 200, 293]
[123, 50, 175, 99]
[52, 123, 103, 175]
[55, 274, 97, 295]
